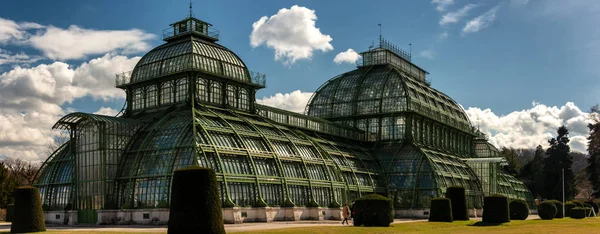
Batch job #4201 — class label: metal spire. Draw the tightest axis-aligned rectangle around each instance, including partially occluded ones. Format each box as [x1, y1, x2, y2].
[378, 24, 382, 47]
[189, 0, 193, 18]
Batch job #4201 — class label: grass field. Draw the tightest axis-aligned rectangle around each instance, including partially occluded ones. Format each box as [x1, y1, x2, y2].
[1, 218, 599, 233]
[234, 218, 600, 234]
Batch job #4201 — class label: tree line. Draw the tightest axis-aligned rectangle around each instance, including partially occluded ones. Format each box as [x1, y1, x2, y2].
[501, 105, 600, 202]
[0, 158, 41, 208]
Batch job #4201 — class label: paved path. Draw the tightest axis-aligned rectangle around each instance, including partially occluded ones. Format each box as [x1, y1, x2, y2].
[0, 216, 542, 233]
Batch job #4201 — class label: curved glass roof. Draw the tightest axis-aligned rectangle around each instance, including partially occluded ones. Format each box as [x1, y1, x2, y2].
[130, 37, 249, 84]
[306, 65, 472, 132]
[35, 142, 74, 210]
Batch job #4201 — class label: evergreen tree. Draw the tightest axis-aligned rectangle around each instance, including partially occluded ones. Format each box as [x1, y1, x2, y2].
[0, 162, 8, 208]
[500, 147, 520, 176]
[519, 145, 544, 197]
[542, 126, 577, 200]
[587, 105, 600, 198]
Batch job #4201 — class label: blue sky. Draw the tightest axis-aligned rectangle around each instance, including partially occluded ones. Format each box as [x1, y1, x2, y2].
[0, 0, 598, 160]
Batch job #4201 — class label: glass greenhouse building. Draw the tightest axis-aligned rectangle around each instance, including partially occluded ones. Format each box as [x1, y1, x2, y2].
[34, 16, 533, 224]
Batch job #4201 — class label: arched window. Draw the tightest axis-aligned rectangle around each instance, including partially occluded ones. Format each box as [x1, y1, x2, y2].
[146, 85, 157, 107]
[239, 88, 249, 110]
[210, 81, 222, 104]
[161, 82, 173, 105]
[227, 85, 237, 108]
[197, 77, 208, 102]
[175, 78, 188, 102]
[132, 88, 144, 110]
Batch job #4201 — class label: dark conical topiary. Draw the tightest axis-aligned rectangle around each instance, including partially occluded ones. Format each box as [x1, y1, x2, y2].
[429, 198, 453, 222]
[5, 204, 14, 222]
[168, 166, 225, 234]
[10, 186, 46, 233]
[445, 187, 469, 220]
[482, 195, 510, 224]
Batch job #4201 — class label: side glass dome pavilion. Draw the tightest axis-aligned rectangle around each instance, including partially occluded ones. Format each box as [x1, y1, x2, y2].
[34, 14, 532, 224]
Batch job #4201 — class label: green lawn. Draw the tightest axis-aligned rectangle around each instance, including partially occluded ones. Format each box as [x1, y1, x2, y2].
[234, 218, 600, 234]
[1, 218, 599, 234]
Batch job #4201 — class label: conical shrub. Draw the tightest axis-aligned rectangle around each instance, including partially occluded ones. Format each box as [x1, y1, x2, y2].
[445, 187, 469, 220]
[5, 204, 14, 222]
[168, 166, 225, 234]
[11, 186, 46, 233]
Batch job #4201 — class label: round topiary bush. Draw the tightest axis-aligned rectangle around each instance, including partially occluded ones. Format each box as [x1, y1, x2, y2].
[563, 202, 576, 217]
[570, 207, 586, 219]
[352, 194, 394, 227]
[10, 186, 46, 233]
[5, 204, 14, 222]
[570, 200, 585, 207]
[167, 166, 225, 234]
[538, 201, 557, 220]
[509, 199, 529, 220]
[445, 187, 469, 221]
[548, 200, 564, 218]
[429, 198, 453, 222]
[482, 195, 510, 224]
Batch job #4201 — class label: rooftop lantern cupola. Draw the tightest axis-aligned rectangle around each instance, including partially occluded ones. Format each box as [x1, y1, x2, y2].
[114, 5, 267, 116]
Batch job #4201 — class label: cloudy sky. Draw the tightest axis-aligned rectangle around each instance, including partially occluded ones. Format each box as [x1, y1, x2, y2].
[0, 0, 598, 161]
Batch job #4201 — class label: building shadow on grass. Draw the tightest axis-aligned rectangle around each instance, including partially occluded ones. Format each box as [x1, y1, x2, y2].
[468, 221, 504, 227]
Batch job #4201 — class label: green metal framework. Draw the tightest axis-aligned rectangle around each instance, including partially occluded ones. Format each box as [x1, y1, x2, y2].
[34, 16, 534, 221]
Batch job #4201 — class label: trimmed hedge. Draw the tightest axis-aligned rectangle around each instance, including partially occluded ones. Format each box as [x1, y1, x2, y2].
[538, 201, 557, 220]
[429, 198, 453, 222]
[352, 194, 394, 227]
[11, 186, 46, 233]
[5, 204, 13, 222]
[548, 200, 564, 218]
[509, 199, 529, 220]
[570, 207, 586, 219]
[167, 166, 225, 234]
[570, 200, 585, 207]
[482, 195, 510, 224]
[563, 202, 576, 217]
[445, 187, 469, 221]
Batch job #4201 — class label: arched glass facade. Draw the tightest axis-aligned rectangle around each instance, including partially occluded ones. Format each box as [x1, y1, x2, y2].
[35, 16, 533, 224]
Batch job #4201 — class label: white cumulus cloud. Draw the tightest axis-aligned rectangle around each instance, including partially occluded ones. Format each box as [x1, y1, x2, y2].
[93, 107, 121, 117]
[432, 0, 454, 12]
[0, 54, 139, 161]
[420, 49, 435, 59]
[256, 90, 314, 113]
[440, 4, 477, 25]
[466, 102, 590, 153]
[0, 17, 155, 60]
[463, 6, 500, 34]
[250, 5, 333, 65]
[333, 48, 361, 64]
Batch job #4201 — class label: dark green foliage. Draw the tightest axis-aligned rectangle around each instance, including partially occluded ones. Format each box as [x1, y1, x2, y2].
[538, 201, 557, 220]
[429, 198, 453, 222]
[282, 199, 295, 208]
[548, 200, 564, 218]
[306, 200, 319, 208]
[5, 203, 13, 222]
[571, 200, 585, 207]
[570, 207, 586, 219]
[587, 106, 600, 198]
[482, 195, 510, 224]
[445, 187, 468, 221]
[564, 202, 576, 217]
[509, 199, 529, 220]
[167, 166, 224, 234]
[10, 186, 45, 233]
[352, 194, 394, 227]
[254, 200, 268, 208]
[543, 126, 577, 200]
[328, 201, 341, 208]
[519, 145, 545, 198]
[500, 148, 521, 176]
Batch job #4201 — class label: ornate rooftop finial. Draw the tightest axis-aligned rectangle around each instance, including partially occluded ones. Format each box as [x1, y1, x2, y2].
[189, 0, 193, 18]
[378, 23, 382, 47]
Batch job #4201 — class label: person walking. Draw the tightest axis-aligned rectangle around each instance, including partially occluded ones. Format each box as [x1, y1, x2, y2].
[342, 203, 351, 225]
